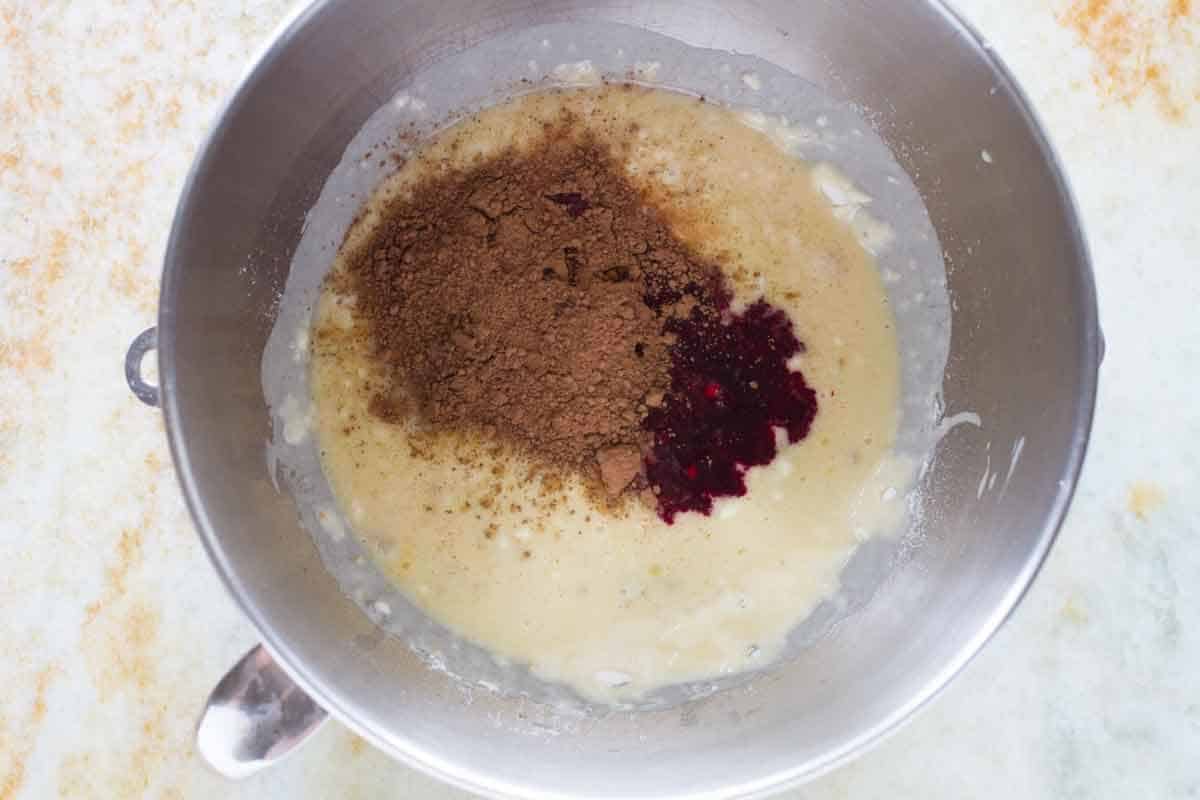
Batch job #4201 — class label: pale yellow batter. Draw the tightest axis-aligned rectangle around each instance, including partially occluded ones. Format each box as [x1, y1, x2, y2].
[310, 85, 905, 703]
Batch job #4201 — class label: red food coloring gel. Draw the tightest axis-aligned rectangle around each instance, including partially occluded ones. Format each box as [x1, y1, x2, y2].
[642, 293, 818, 523]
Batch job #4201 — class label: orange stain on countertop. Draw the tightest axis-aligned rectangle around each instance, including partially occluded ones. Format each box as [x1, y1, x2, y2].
[1060, 0, 1199, 121]
[69, 483, 190, 798]
[55, 695, 181, 800]
[82, 568, 162, 707]
[0, 335, 53, 374]
[1128, 481, 1166, 520]
[82, 528, 146, 630]
[0, 664, 57, 800]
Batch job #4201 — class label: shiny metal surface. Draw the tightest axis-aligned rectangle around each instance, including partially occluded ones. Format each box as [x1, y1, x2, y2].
[156, 0, 1099, 796]
[195, 645, 329, 779]
[125, 326, 159, 407]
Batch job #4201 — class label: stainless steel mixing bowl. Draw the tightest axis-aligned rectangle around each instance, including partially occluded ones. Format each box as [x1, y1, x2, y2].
[125, 0, 1099, 796]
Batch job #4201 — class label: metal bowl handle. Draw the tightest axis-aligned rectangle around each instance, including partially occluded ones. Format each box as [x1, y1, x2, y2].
[196, 645, 330, 778]
[125, 326, 160, 407]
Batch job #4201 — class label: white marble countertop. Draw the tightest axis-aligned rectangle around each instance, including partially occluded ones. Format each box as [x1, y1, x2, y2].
[1, 1, 1197, 797]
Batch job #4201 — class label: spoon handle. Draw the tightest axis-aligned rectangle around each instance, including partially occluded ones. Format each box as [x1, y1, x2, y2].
[196, 644, 330, 779]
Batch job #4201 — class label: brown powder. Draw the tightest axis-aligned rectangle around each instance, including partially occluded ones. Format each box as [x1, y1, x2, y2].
[340, 114, 723, 494]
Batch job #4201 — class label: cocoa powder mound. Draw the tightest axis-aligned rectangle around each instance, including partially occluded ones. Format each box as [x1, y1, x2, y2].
[342, 117, 724, 496]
